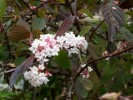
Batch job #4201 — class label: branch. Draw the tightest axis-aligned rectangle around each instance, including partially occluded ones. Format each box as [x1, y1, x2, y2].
[0, 69, 15, 75]
[74, 45, 133, 80]
[0, 66, 70, 76]
[89, 19, 105, 42]
[21, 1, 46, 17]
[67, 81, 75, 100]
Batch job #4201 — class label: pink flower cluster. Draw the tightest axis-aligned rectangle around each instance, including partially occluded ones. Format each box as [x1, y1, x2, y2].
[24, 64, 51, 87]
[24, 32, 88, 87]
[29, 34, 60, 64]
[57, 32, 88, 56]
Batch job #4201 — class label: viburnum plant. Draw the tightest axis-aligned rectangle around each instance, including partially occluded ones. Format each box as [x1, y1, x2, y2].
[1, 0, 133, 99]
[24, 32, 92, 87]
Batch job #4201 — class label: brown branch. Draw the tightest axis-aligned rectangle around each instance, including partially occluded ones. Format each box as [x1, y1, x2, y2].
[21, 1, 46, 17]
[89, 19, 105, 42]
[0, 66, 70, 76]
[74, 45, 133, 80]
[21, 0, 40, 17]
[67, 81, 75, 99]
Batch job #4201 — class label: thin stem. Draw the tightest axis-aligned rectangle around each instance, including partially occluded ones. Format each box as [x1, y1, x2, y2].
[89, 19, 105, 42]
[66, 81, 75, 100]
[0, 68, 15, 75]
[74, 45, 133, 80]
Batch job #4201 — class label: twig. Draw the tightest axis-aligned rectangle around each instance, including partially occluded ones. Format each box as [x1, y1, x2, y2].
[21, 0, 40, 17]
[0, 68, 16, 75]
[113, 41, 133, 54]
[89, 19, 105, 42]
[21, 1, 46, 17]
[66, 81, 75, 100]
[74, 45, 133, 80]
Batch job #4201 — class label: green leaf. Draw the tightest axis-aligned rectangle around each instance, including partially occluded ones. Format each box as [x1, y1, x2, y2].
[120, 27, 133, 41]
[0, 91, 17, 100]
[80, 9, 93, 18]
[54, 50, 70, 69]
[32, 17, 46, 31]
[14, 56, 26, 66]
[0, 46, 8, 60]
[89, 71, 100, 92]
[79, 26, 91, 35]
[75, 77, 88, 99]
[0, 0, 7, 21]
[80, 78, 93, 92]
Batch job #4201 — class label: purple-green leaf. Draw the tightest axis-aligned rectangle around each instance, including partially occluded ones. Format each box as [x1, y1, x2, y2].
[55, 16, 75, 38]
[101, 3, 124, 42]
[9, 55, 34, 87]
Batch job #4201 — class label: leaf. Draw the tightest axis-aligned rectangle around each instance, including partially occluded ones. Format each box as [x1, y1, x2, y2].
[79, 26, 92, 35]
[7, 24, 30, 41]
[9, 55, 34, 87]
[75, 77, 88, 99]
[0, 91, 17, 99]
[80, 78, 93, 92]
[0, 0, 7, 21]
[17, 17, 30, 31]
[32, 30, 43, 38]
[80, 9, 93, 18]
[101, 3, 124, 42]
[89, 71, 100, 92]
[120, 27, 133, 41]
[55, 16, 75, 38]
[0, 46, 8, 60]
[54, 50, 70, 70]
[99, 92, 121, 100]
[32, 17, 46, 31]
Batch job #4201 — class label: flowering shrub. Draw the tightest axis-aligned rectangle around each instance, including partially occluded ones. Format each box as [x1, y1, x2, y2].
[1, 0, 133, 99]
[24, 32, 91, 87]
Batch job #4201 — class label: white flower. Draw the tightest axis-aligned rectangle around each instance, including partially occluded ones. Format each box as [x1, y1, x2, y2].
[80, 64, 93, 78]
[29, 34, 60, 63]
[57, 32, 88, 56]
[81, 64, 86, 68]
[88, 66, 93, 72]
[24, 65, 51, 87]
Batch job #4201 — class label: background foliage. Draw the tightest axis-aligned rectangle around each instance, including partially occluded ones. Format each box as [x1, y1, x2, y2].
[0, 0, 133, 99]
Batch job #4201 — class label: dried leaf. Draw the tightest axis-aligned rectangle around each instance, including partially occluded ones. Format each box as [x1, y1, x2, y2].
[99, 92, 121, 100]
[9, 55, 34, 87]
[7, 24, 30, 41]
[55, 16, 75, 38]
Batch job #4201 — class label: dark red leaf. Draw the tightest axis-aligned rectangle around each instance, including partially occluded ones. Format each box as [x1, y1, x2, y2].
[55, 16, 75, 38]
[9, 55, 34, 87]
